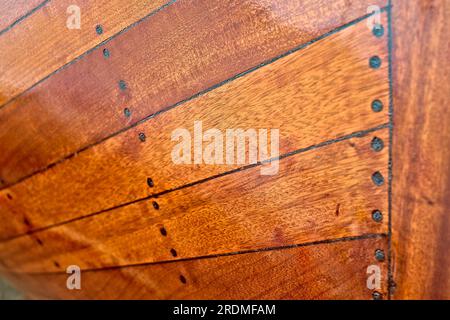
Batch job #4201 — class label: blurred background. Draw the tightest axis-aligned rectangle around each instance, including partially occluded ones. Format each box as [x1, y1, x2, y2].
[0, 277, 23, 300]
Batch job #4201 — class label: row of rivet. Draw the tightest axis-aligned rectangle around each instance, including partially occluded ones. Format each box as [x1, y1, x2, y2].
[147, 177, 186, 284]
[370, 22, 386, 301]
[96, 25, 136, 137]
[98, 23, 184, 283]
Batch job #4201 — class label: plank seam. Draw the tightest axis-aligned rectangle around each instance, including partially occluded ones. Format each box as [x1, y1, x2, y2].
[387, 0, 395, 300]
[0, 5, 389, 191]
[0, 0, 50, 37]
[0, 0, 178, 111]
[3, 233, 388, 276]
[0, 123, 389, 243]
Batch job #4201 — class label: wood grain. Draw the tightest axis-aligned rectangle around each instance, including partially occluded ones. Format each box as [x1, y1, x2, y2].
[391, 0, 450, 300]
[0, 14, 389, 240]
[0, 0, 169, 105]
[2, 237, 389, 299]
[0, 0, 45, 32]
[0, 0, 387, 187]
[0, 130, 389, 273]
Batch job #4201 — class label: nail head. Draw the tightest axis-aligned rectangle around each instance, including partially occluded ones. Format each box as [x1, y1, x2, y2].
[375, 249, 385, 262]
[372, 24, 385, 38]
[372, 210, 383, 222]
[372, 100, 384, 112]
[371, 137, 384, 152]
[372, 291, 383, 300]
[119, 80, 127, 91]
[369, 56, 382, 69]
[95, 25, 103, 35]
[372, 171, 385, 186]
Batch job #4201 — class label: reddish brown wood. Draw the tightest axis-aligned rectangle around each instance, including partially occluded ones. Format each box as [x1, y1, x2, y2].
[0, 0, 387, 187]
[3, 0, 439, 301]
[391, 0, 450, 300]
[0, 0, 44, 31]
[0, 0, 169, 106]
[0, 14, 389, 240]
[0, 130, 389, 273]
[3, 237, 389, 299]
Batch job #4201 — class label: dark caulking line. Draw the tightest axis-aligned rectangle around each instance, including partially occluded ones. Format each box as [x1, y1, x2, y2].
[9, 233, 387, 276]
[0, 6, 390, 191]
[0, 0, 177, 111]
[0, 0, 50, 37]
[386, 1, 395, 299]
[0, 123, 389, 243]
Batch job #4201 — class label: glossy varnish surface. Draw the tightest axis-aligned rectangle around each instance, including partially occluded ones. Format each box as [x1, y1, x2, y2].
[0, 0, 447, 300]
[0, 0, 45, 32]
[3, 237, 388, 299]
[391, 0, 450, 299]
[0, 13, 389, 241]
[0, 0, 386, 187]
[0, 0, 169, 105]
[0, 0, 390, 300]
[0, 131, 388, 273]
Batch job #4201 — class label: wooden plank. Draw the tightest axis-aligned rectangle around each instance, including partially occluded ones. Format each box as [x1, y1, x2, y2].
[0, 0, 45, 32]
[0, 13, 389, 240]
[0, 0, 387, 187]
[0, 0, 170, 106]
[0, 129, 389, 273]
[2, 237, 389, 299]
[391, 0, 450, 299]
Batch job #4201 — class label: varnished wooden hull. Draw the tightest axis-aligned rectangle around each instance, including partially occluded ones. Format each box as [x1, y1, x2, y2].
[0, 0, 448, 300]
